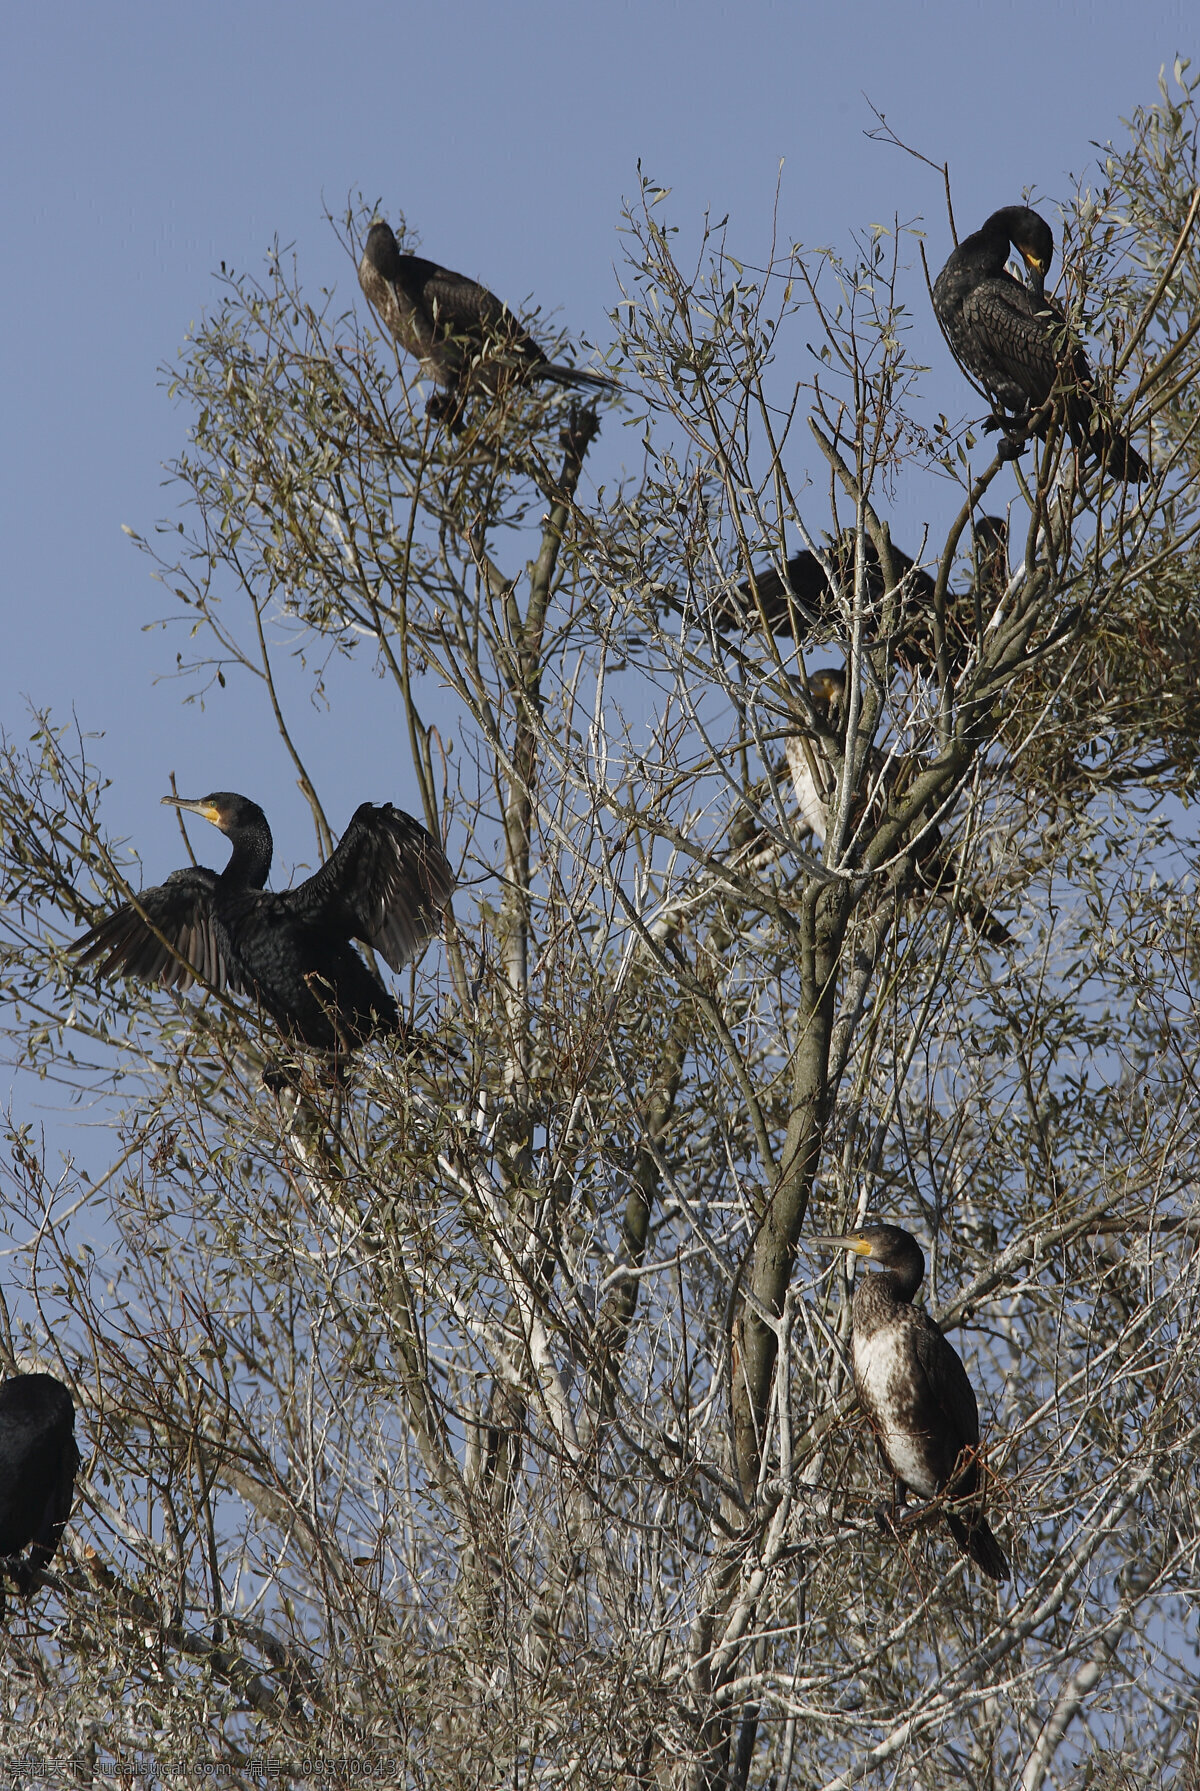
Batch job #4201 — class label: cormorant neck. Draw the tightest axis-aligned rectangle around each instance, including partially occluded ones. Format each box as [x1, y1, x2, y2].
[870, 1262, 922, 1305]
[219, 817, 272, 890]
[969, 213, 1020, 275]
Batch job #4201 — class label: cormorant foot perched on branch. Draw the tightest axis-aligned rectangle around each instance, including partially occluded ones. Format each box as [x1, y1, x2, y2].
[0, 1374, 79, 1618]
[933, 205, 1146, 481]
[358, 219, 620, 430]
[72, 793, 456, 1060]
[810, 1224, 1010, 1582]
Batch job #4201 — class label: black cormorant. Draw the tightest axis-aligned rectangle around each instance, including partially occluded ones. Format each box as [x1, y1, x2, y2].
[711, 518, 1008, 677]
[0, 1374, 79, 1615]
[810, 1224, 1009, 1581]
[72, 794, 456, 1057]
[715, 534, 934, 642]
[358, 220, 619, 427]
[933, 205, 1146, 480]
[784, 668, 1011, 945]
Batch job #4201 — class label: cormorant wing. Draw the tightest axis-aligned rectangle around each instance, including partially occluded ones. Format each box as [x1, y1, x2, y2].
[291, 804, 456, 972]
[416, 261, 523, 343]
[72, 866, 236, 992]
[910, 1318, 981, 1453]
[958, 276, 1060, 410]
[720, 550, 828, 637]
[27, 1431, 80, 1573]
[721, 536, 934, 641]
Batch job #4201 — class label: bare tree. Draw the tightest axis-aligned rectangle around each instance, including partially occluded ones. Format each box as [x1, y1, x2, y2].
[3, 69, 1200, 1791]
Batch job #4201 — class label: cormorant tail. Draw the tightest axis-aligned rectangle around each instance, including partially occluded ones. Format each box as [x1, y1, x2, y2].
[961, 897, 1014, 949]
[1100, 429, 1147, 482]
[532, 363, 622, 393]
[946, 1509, 1010, 1582]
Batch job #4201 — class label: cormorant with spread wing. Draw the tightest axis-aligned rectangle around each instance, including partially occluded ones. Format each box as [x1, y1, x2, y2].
[0, 1373, 79, 1617]
[72, 794, 456, 1057]
[811, 1224, 1009, 1581]
[358, 219, 619, 427]
[933, 205, 1145, 480]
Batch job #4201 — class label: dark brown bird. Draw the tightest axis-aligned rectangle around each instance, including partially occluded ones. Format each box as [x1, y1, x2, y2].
[811, 1224, 1009, 1581]
[784, 667, 1012, 945]
[933, 205, 1145, 480]
[358, 219, 619, 427]
[0, 1373, 79, 1616]
[72, 794, 456, 1059]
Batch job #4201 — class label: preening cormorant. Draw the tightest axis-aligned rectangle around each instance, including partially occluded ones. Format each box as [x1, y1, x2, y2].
[0, 1374, 79, 1615]
[72, 793, 456, 1057]
[784, 668, 1012, 945]
[358, 220, 619, 427]
[933, 205, 1146, 480]
[710, 517, 1009, 677]
[811, 1224, 1009, 1581]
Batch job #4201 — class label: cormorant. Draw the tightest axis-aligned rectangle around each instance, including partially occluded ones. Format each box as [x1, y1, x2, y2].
[810, 1224, 1009, 1581]
[933, 205, 1146, 480]
[784, 668, 1011, 944]
[0, 1374, 79, 1616]
[72, 794, 456, 1058]
[785, 667, 864, 842]
[358, 220, 619, 427]
[714, 534, 935, 642]
[710, 518, 1009, 678]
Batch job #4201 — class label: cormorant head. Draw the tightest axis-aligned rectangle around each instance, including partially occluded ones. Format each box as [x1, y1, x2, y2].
[986, 205, 1055, 298]
[162, 792, 268, 840]
[362, 219, 404, 281]
[808, 666, 846, 715]
[789, 665, 847, 732]
[0, 1371, 75, 1427]
[809, 1223, 926, 1283]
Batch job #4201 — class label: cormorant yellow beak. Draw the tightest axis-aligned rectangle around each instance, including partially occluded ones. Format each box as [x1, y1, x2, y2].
[1020, 248, 1049, 299]
[162, 796, 224, 827]
[809, 1232, 874, 1258]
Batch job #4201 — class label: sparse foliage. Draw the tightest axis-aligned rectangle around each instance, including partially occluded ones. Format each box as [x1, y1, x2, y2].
[4, 72, 1200, 1791]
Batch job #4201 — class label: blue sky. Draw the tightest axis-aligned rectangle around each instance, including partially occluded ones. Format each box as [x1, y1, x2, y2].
[1, 0, 1193, 881]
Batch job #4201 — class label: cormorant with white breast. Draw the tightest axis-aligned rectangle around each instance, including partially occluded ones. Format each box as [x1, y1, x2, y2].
[785, 669, 1012, 945]
[0, 1373, 79, 1618]
[933, 205, 1146, 480]
[72, 793, 456, 1060]
[358, 219, 619, 428]
[810, 1223, 1010, 1581]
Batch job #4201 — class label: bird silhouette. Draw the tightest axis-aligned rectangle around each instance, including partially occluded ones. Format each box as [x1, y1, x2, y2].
[0, 1373, 80, 1616]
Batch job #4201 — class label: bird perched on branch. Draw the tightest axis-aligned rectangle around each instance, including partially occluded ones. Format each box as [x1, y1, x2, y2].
[810, 1224, 1010, 1582]
[72, 793, 456, 1062]
[784, 667, 1011, 945]
[709, 518, 1009, 678]
[715, 534, 934, 643]
[933, 205, 1146, 480]
[358, 219, 620, 429]
[0, 1373, 79, 1617]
